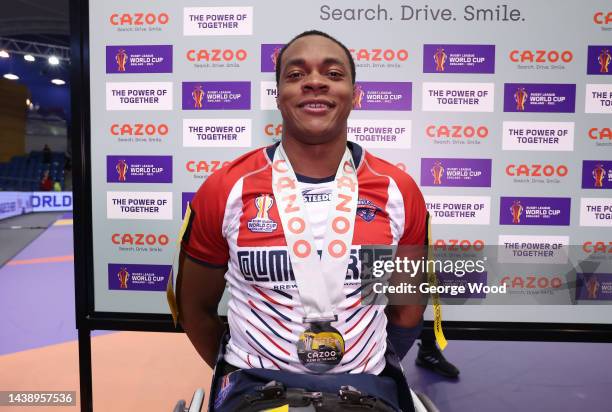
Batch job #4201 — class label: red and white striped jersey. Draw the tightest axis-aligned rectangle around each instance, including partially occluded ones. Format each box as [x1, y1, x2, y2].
[182, 142, 427, 375]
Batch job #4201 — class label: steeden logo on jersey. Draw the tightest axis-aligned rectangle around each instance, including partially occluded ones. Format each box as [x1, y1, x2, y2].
[302, 189, 331, 203]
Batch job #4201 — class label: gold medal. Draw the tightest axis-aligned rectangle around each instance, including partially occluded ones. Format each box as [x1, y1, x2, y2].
[297, 322, 345, 373]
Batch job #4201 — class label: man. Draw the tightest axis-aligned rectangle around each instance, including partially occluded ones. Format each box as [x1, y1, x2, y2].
[42, 144, 52, 164]
[39, 169, 53, 191]
[177, 30, 428, 411]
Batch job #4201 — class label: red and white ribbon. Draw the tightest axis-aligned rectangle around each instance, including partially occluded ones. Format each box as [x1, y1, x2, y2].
[271, 144, 358, 323]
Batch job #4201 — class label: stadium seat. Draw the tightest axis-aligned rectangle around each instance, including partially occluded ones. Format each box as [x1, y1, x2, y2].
[0, 150, 67, 190]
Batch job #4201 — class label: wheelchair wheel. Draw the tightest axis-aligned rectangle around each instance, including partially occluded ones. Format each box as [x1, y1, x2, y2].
[172, 388, 205, 412]
[410, 389, 439, 412]
[172, 400, 186, 412]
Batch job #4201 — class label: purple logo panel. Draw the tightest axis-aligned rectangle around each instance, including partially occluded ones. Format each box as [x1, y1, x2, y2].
[587, 46, 612, 75]
[499, 197, 571, 226]
[182, 82, 251, 110]
[423, 44, 495, 74]
[106, 155, 172, 183]
[503, 83, 576, 113]
[261, 44, 285, 72]
[576, 273, 612, 300]
[108, 263, 171, 291]
[182, 192, 195, 218]
[106, 45, 173, 74]
[437, 272, 488, 299]
[421, 158, 492, 187]
[582, 161, 612, 189]
[353, 82, 412, 111]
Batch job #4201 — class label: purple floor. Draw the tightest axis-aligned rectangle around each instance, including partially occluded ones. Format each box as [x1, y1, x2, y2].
[0, 223, 77, 355]
[0, 216, 109, 356]
[1, 215, 610, 411]
[401, 340, 611, 411]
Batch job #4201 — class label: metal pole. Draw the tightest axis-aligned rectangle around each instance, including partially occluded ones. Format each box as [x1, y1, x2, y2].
[70, 0, 93, 410]
[78, 328, 93, 412]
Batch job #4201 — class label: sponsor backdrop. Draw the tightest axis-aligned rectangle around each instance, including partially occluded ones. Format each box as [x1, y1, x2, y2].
[88, 1, 611, 325]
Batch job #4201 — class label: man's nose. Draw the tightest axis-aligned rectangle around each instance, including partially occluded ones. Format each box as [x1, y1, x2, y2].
[302, 72, 329, 93]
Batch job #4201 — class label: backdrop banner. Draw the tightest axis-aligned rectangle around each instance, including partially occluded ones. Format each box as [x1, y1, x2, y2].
[86, 0, 612, 327]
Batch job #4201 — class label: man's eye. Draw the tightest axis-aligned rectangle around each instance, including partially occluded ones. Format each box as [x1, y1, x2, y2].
[287, 72, 303, 79]
[328, 71, 343, 78]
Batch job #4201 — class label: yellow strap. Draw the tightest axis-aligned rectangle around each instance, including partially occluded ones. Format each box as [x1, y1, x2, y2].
[427, 219, 447, 350]
[166, 203, 193, 325]
[263, 406, 289, 412]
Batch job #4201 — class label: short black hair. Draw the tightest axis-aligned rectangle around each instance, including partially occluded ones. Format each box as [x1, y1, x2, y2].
[275, 30, 356, 85]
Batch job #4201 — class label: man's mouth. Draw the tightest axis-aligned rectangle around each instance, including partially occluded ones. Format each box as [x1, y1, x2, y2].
[304, 103, 328, 109]
[298, 100, 335, 114]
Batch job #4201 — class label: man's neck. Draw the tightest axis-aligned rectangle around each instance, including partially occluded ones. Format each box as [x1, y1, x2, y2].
[281, 135, 348, 178]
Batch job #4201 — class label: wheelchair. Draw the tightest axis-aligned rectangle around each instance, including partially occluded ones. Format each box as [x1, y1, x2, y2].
[173, 389, 205, 412]
[173, 334, 439, 412]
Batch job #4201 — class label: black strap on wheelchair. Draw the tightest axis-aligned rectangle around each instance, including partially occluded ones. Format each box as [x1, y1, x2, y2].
[236, 381, 398, 412]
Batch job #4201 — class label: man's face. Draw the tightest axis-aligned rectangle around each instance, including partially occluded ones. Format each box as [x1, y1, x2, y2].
[277, 35, 354, 145]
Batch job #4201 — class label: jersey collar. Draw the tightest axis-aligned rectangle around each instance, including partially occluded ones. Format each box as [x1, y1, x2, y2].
[265, 141, 363, 183]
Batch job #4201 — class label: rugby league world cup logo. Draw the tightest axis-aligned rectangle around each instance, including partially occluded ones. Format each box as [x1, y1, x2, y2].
[115, 48, 128, 72]
[599, 48, 611, 73]
[192, 85, 205, 109]
[116, 159, 128, 182]
[514, 87, 528, 111]
[247, 194, 278, 233]
[352, 84, 364, 109]
[433, 48, 447, 72]
[586, 275, 600, 299]
[117, 267, 130, 289]
[255, 194, 273, 219]
[593, 163, 606, 187]
[431, 161, 444, 185]
[510, 200, 523, 224]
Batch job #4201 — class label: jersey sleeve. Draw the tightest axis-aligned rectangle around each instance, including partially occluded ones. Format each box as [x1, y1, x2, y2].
[397, 174, 429, 247]
[181, 171, 230, 267]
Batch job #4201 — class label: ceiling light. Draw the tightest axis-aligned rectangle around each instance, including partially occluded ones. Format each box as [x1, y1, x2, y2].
[26, 98, 31, 106]
[51, 78, 65, 85]
[48, 55, 60, 65]
[24, 54, 35, 62]
[0, 50, 9, 58]
[3, 73, 19, 80]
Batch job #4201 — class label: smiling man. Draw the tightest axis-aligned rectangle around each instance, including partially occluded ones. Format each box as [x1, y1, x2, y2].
[176, 30, 429, 412]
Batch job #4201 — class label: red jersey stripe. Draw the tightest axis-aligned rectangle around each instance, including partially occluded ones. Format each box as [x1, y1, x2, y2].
[252, 285, 293, 310]
[246, 320, 291, 356]
[344, 305, 374, 334]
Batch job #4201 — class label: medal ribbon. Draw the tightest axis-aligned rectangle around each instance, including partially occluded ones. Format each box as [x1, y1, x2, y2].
[427, 221, 447, 350]
[272, 144, 358, 323]
[166, 203, 193, 326]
